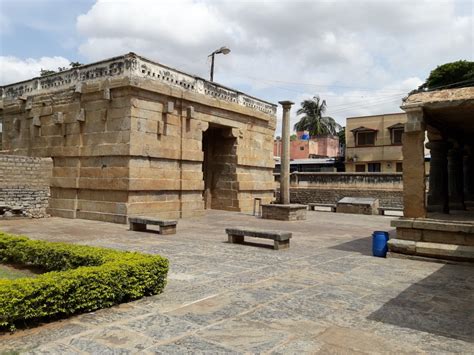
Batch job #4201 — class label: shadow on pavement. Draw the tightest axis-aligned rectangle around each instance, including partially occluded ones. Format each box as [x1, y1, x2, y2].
[367, 263, 474, 342]
[329, 236, 373, 256]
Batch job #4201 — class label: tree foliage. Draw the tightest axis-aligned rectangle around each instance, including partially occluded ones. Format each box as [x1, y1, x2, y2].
[338, 127, 346, 146]
[293, 96, 341, 136]
[417, 60, 474, 92]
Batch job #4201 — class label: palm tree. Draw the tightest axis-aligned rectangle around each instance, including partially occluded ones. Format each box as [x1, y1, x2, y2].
[293, 96, 341, 136]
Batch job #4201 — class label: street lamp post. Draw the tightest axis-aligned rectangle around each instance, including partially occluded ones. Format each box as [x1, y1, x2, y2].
[208, 46, 231, 82]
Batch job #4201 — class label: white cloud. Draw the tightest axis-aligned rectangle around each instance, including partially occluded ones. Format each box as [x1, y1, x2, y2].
[0, 56, 70, 85]
[4, 0, 467, 135]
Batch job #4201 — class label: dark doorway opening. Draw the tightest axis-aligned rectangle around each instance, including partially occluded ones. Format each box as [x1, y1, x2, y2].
[202, 124, 238, 210]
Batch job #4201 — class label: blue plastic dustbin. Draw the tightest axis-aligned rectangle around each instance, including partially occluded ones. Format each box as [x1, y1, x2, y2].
[372, 231, 389, 257]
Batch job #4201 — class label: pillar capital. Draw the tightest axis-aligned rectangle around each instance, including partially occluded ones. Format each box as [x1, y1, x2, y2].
[278, 100, 294, 110]
[404, 107, 425, 132]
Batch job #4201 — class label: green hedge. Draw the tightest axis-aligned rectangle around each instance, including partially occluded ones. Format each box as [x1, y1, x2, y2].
[0, 232, 168, 330]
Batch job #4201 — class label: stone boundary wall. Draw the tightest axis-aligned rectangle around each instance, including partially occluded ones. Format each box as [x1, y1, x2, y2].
[275, 172, 404, 207]
[0, 154, 52, 217]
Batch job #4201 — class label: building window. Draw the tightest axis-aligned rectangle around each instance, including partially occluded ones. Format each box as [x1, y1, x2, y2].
[356, 131, 376, 146]
[299, 146, 305, 151]
[368, 163, 381, 172]
[396, 162, 403, 172]
[355, 164, 366, 172]
[391, 128, 403, 145]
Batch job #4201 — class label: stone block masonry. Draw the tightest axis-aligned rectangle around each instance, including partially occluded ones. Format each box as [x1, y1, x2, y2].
[0, 154, 52, 217]
[1, 53, 277, 223]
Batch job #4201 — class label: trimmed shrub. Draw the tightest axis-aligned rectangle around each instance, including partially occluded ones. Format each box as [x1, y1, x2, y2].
[0, 232, 168, 330]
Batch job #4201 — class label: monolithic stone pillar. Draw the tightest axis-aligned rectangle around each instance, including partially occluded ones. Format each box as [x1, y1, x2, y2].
[402, 108, 426, 218]
[464, 145, 474, 202]
[448, 143, 465, 210]
[426, 140, 450, 213]
[278, 100, 294, 205]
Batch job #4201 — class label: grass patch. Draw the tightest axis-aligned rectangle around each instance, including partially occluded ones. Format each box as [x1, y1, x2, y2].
[0, 264, 42, 280]
[0, 232, 168, 331]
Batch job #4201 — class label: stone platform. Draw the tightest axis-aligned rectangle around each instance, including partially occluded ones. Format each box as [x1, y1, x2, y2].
[390, 217, 474, 262]
[261, 203, 307, 221]
[336, 197, 379, 215]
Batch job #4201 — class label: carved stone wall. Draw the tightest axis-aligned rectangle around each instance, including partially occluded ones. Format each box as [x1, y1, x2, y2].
[0, 53, 277, 223]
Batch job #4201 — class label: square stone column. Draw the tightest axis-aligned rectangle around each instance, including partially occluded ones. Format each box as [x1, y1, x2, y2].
[448, 142, 465, 210]
[426, 139, 450, 213]
[464, 145, 474, 202]
[402, 108, 426, 218]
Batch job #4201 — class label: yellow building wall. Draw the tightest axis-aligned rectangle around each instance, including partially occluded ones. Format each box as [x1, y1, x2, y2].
[345, 113, 407, 172]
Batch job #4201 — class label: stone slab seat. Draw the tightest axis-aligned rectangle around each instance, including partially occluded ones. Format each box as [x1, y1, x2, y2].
[129, 216, 177, 235]
[225, 227, 292, 250]
[307, 203, 336, 212]
[378, 206, 403, 215]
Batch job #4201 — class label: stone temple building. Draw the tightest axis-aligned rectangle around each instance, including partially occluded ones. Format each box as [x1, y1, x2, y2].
[389, 87, 474, 262]
[0, 53, 277, 223]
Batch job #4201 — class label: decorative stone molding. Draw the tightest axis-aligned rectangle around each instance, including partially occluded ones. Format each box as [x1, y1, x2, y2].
[166, 101, 174, 113]
[76, 108, 85, 122]
[103, 87, 111, 100]
[403, 107, 425, 132]
[53, 112, 64, 125]
[33, 115, 41, 127]
[13, 117, 21, 131]
[1, 52, 277, 116]
[186, 106, 195, 119]
[25, 97, 33, 110]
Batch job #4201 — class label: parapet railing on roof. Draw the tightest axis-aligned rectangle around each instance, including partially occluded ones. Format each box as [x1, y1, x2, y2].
[1, 53, 277, 116]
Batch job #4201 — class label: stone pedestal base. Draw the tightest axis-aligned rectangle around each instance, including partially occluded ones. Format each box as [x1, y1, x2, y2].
[261, 204, 307, 221]
[389, 217, 474, 262]
[336, 197, 379, 215]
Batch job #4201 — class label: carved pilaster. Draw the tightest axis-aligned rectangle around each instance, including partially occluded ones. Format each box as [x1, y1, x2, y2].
[426, 140, 450, 213]
[447, 142, 465, 210]
[464, 145, 474, 202]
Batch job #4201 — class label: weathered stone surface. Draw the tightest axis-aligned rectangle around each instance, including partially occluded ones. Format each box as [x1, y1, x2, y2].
[261, 203, 307, 221]
[225, 227, 291, 241]
[336, 197, 379, 215]
[1, 53, 277, 223]
[0, 155, 52, 218]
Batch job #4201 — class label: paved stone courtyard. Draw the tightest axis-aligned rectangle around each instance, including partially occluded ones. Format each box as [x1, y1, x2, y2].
[1, 210, 473, 353]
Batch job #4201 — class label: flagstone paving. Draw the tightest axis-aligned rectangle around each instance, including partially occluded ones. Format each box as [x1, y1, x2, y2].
[1, 210, 473, 354]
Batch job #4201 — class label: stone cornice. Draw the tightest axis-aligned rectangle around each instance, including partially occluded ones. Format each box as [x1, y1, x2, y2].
[0, 52, 277, 116]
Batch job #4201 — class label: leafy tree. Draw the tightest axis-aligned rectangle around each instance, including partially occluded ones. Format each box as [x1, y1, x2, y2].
[70, 62, 82, 68]
[416, 60, 474, 92]
[290, 134, 297, 141]
[338, 127, 346, 146]
[293, 96, 341, 136]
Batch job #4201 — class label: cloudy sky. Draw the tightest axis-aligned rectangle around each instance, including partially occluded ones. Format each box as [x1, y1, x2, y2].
[1, 0, 472, 133]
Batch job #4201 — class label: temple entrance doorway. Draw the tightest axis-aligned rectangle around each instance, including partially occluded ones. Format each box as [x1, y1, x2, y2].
[202, 124, 238, 211]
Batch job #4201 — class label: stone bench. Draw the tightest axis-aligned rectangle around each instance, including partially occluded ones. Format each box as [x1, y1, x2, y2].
[225, 227, 292, 250]
[307, 203, 336, 212]
[378, 206, 403, 215]
[129, 216, 177, 235]
[336, 197, 379, 215]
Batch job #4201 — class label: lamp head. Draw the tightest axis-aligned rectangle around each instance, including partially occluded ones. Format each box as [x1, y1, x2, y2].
[217, 46, 231, 55]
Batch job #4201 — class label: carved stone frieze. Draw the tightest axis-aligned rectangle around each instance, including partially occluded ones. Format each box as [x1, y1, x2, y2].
[2, 52, 276, 116]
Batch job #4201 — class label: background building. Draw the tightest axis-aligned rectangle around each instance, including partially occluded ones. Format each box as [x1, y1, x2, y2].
[345, 113, 407, 173]
[274, 132, 340, 160]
